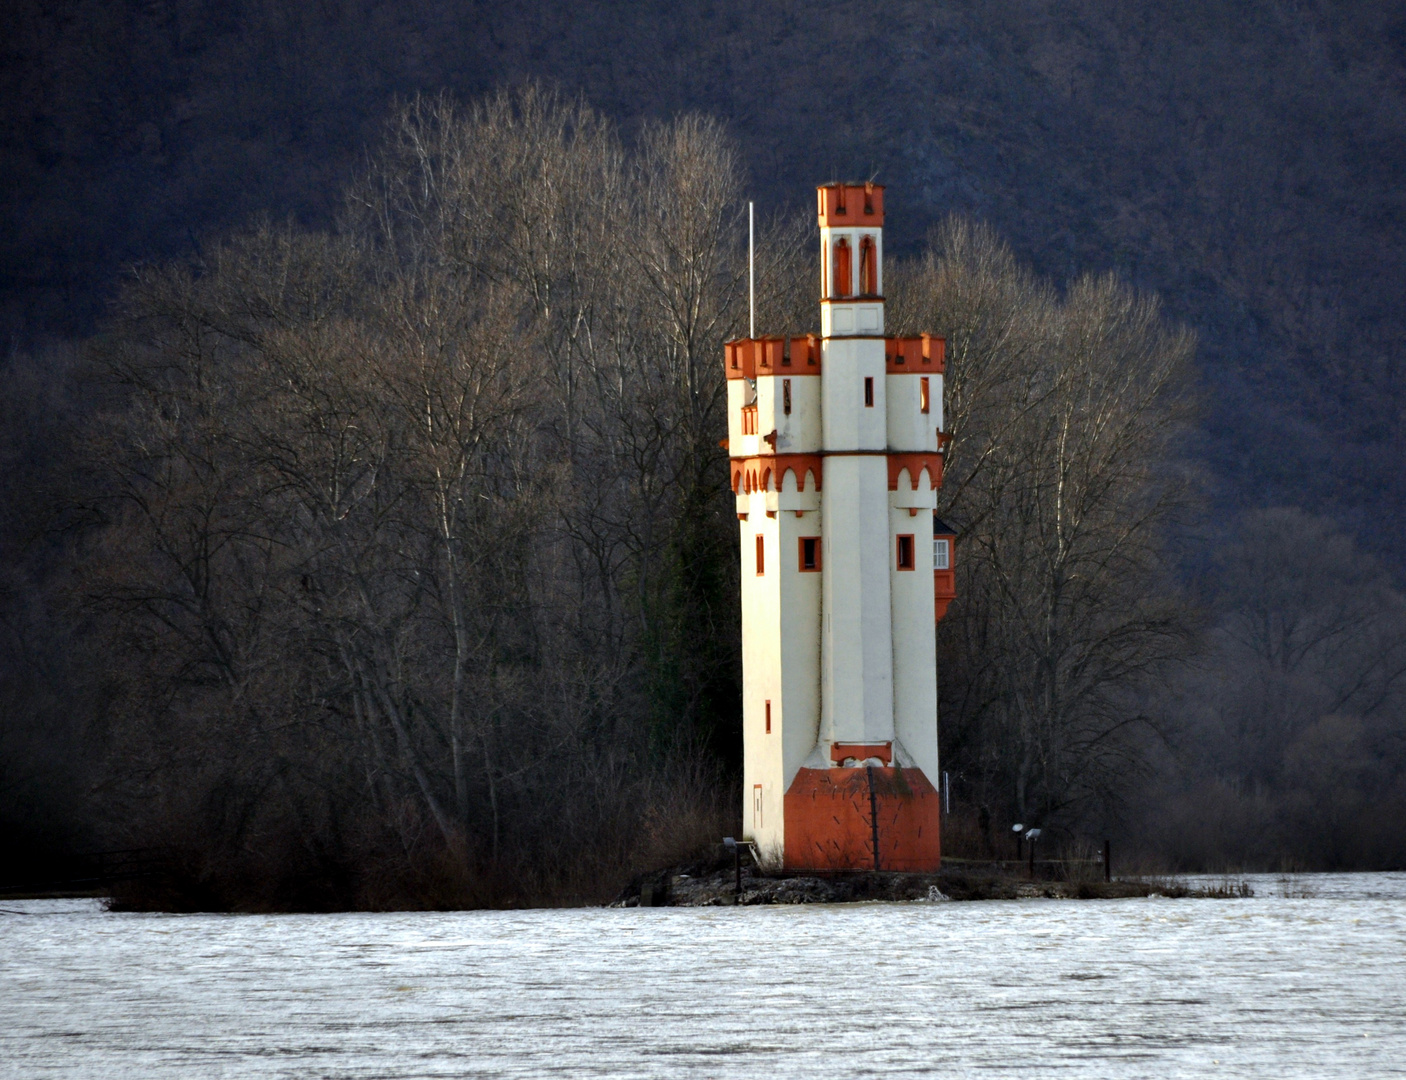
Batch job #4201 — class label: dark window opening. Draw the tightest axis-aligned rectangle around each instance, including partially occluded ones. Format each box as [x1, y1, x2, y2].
[799, 537, 821, 571]
[897, 534, 915, 570]
[765, 700, 772, 734]
[864, 377, 874, 407]
[783, 379, 792, 415]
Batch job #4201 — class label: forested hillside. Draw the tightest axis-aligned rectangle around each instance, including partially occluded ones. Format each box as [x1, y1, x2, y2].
[6, 0, 1404, 555]
[2, 2, 1405, 897]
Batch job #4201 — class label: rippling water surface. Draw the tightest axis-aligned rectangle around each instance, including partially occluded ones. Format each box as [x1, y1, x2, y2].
[3, 873, 1405, 1078]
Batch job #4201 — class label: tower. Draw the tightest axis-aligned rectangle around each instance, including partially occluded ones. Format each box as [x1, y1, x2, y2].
[727, 183, 951, 871]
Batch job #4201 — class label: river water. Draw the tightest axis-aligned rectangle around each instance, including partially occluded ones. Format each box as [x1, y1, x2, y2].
[3, 873, 1404, 1078]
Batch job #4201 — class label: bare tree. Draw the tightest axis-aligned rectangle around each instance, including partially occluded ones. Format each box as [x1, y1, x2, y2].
[1141, 508, 1406, 869]
[64, 87, 778, 908]
[890, 219, 1198, 827]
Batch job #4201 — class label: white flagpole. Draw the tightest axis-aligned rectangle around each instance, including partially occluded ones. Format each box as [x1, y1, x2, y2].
[749, 201, 755, 339]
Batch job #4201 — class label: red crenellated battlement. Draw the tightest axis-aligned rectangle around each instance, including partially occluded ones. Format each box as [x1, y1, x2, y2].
[817, 182, 885, 228]
[885, 335, 946, 374]
[725, 337, 822, 379]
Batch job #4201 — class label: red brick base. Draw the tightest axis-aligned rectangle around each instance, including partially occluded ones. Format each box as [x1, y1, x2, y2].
[782, 765, 942, 872]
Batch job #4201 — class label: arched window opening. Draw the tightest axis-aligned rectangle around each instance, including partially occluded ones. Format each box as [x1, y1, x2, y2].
[832, 237, 852, 298]
[859, 235, 877, 295]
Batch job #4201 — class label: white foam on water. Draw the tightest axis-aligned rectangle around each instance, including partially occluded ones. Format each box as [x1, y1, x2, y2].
[3, 873, 1405, 1078]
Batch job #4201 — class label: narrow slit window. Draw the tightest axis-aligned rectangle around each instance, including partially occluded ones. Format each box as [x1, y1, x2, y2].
[897, 534, 915, 570]
[783, 378, 792, 415]
[755, 534, 765, 576]
[934, 537, 950, 570]
[920, 376, 930, 414]
[859, 235, 877, 295]
[864, 376, 874, 407]
[765, 700, 772, 734]
[799, 536, 821, 571]
[833, 238, 852, 298]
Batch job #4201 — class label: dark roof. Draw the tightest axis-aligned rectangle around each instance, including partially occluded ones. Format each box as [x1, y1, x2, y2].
[932, 516, 957, 535]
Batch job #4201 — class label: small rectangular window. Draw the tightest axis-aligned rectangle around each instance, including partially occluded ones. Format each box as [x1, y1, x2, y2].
[864, 377, 874, 407]
[765, 700, 772, 734]
[920, 376, 930, 414]
[934, 537, 950, 570]
[783, 379, 792, 415]
[753, 784, 763, 829]
[755, 534, 765, 576]
[798, 536, 821, 571]
[897, 534, 915, 570]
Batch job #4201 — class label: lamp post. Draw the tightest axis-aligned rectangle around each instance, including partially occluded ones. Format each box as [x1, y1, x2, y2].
[723, 837, 742, 905]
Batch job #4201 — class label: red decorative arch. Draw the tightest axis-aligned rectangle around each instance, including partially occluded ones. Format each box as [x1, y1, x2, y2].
[859, 235, 877, 296]
[731, 455, 824, 494]
[832, 237, 852, 298]
[888, 453, 944, 491]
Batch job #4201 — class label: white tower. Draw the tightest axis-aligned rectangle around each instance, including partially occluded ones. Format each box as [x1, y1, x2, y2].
[727, 183, 949, 871]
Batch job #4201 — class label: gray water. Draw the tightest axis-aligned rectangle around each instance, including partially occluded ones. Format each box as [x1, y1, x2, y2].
[3, 873, 1405, 1078]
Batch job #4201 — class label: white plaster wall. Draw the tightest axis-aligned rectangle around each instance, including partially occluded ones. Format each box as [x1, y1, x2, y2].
[777, 497, 823, 792]
[822, 337, 888, 451]
[755, 373, 777, 440]
[728, 378, 763, 458]
[739, 489, 786, 860]
[727, 379, 747, 449]
[889, 494, 940, 783]
[821, 454, 895, 746]
[885, 373, 940, 453]
[891, 467, 938, 509]
[766, 486, 821, 514]
[822, 303, 884, 337]
[763, 374, 822, 454]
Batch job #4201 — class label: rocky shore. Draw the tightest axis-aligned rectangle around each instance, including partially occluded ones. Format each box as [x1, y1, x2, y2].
[613, 858, 1248, 907]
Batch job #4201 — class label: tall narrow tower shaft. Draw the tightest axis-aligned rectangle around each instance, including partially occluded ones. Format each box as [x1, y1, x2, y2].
[727, 183, 950, 872]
